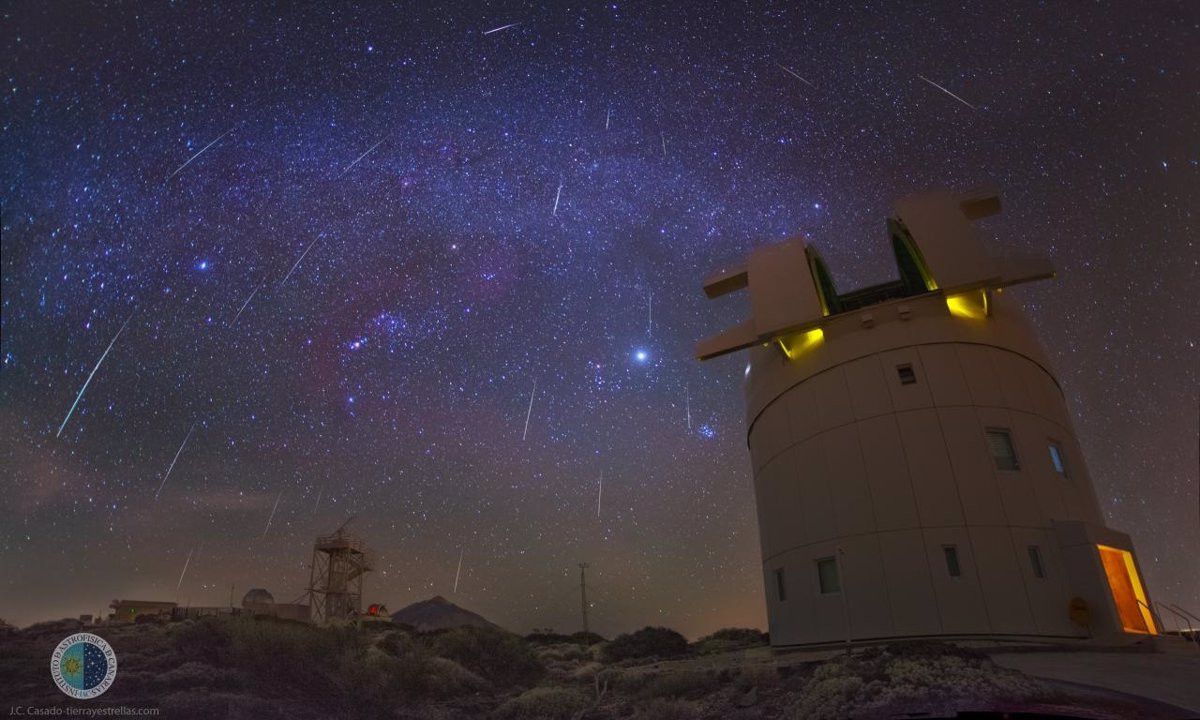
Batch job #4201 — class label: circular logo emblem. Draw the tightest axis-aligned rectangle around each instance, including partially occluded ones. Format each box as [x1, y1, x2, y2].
[50, 632, 117, 699]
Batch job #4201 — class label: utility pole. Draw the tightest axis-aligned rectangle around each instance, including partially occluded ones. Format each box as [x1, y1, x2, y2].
[579, 563, 590, 636]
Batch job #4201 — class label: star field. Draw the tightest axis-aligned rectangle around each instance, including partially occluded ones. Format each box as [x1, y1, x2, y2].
[1, 2, 1197, 636]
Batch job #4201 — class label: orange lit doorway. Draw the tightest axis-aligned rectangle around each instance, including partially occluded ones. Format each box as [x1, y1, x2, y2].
[1097, 545, 1156, 634]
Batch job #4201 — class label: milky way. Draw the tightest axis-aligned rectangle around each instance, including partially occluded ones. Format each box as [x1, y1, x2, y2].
[1, 3, 1196, 635]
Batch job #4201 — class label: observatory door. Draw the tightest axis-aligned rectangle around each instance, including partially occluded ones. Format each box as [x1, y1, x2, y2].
[1097, 545, 1156, 635]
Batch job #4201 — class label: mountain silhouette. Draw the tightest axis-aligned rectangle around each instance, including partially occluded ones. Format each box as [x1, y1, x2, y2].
[390, 595, 500, 632]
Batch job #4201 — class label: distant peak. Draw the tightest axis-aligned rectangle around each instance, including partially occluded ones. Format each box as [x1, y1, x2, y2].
[428, 595, 450, 604]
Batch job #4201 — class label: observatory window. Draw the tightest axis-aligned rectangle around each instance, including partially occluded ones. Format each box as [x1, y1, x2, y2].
[943, 546, 962, 577]
[1048, 442, 1069, 478]
[816, 557, 840, 594]
[896, 363, 917, 385]
[986, 428, 1020, 471]
[1028, 546, 1045, 579]
[775, 568, 787, 602]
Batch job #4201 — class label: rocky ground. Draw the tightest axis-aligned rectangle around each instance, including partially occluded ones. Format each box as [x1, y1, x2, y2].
[0, 618, 1187, 719]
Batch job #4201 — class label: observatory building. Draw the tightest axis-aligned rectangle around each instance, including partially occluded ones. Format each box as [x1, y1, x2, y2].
[697, 188, 1158, 646]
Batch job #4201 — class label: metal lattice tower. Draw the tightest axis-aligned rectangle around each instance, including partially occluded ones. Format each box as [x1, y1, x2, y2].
[307, 520, 375, 625]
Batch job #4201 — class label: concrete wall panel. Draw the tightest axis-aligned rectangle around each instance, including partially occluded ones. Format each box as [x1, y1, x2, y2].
[858, 415, 920, 531]
[957, 344, 1006, 409]
[1009, 526, 1078, 637]
[812, 367, 855, 432]
[938, 407, 1006, 526]
[970, 526, 1035, 633]
[919, 345, 972, 407]
[795, 439, 837, 544]
[771, 449, 807, 551]
[923, 528, 991, 633]
[823, 426, 876, 536]
[898, 409, 964, 526]
[975, 407, 1041, 527]
[990, 348, 1033, 411]
[879, 348, 934, 412]
[844, 354, 894, 420]
[783, 379, 820, 444]
[878, 529, 942, 636]
[841, 534, 894, 639]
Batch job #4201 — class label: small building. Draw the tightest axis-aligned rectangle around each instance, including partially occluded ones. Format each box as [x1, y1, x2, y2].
[109, 599, 177, 623]
[697, 187, 1159, 647]
[240, 587, 310, 622]
[242, 588, 276, 614]
[171, 605, 238, 621]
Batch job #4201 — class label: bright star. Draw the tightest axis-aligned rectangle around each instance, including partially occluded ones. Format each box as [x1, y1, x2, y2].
[196, 260, 210, 271]
[634, 349, 649, 363]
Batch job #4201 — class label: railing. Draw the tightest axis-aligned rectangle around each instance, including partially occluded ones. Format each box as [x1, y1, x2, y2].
[1166, 603, 1200, 644]
[1156, 602, 1193, 636]
[1137, 598, 1165, 634]
[1166, 602, 1200, 625]
[315, 532, 370, 554]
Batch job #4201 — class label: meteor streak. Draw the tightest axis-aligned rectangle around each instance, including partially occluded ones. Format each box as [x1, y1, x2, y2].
[313, 483, 324, 515]
[340, 138, 386, 177]
[777, 63, 816, 88]
[281, 236, 321, 284]
[685, 385, 691, 431]
[57, 312, 134, 438]
[597, 472, 603, 518]
[648, 291, 653, 337]
[917, 74, 978, 110]
[155, 423, 197, 500]
[262, 490, 283, 538]
[176, 546, 195, 596]
[552, 182, 563, 216]
[606, 108, 612, 130]
[483, 22, 520, 35]
[522, 378, 537, 441]
[453, 548, 464, 593]
[231, 280, 265, 324]
[167, 129, 232, 181]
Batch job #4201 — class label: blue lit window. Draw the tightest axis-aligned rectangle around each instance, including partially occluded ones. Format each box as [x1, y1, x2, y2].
[1048, 442, 1069, 478]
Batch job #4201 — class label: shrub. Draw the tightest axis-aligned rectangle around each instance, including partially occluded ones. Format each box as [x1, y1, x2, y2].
[692, 627, 768, 655]
[884, 639, 986, 662]
[536, 643, 590, 663]
[171, 617, 235, 665]
[601, 627, 689, 663]
[154, 661, 241, 692]
[735, 661, 779, 691]
[494, 686, 590, 719]
[631, 698, 700, 720]
[430, 626, 544, 687]
[568, 631, 606, 646]
[572, 661, 603, 681]
[787, 644, 1049, 720]
[636, 668, 721, 699]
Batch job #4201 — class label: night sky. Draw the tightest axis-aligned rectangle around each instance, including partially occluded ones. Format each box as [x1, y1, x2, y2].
[1, 2, 1196, 637]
